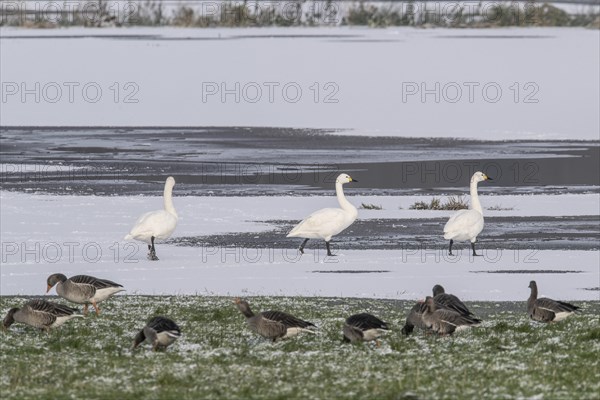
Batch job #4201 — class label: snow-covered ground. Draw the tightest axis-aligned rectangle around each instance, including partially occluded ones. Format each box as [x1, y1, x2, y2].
[1, 27, 599, 140]
[1, 191, 598, 300]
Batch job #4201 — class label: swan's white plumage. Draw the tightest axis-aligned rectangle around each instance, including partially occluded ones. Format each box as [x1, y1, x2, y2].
[443, 209, 484, 242]
[443, 172, 490, 243]
[287, 174, 358, 242]
[124, 177, 178, 244]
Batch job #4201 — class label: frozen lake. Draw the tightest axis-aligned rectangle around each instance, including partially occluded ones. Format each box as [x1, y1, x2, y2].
[1, 26, 598, 301]
[1, 26, 599, 140]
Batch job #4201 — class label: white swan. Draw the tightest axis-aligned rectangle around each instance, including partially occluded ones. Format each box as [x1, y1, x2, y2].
[124, 177, 178, 260]
[443, 171, 492, 256]
[287, 173, 358, 256]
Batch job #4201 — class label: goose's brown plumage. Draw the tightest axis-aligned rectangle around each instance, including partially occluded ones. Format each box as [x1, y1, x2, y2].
[528, 281, 579, 323]
[133, 316, 181, 351]
[46, 273, 124, 316]
[432, 284, 474, 316]
[422, 297, 481, 335]
[343, 313, 389, 343]
[234, 298, 316, 342]
[2, 299, 82, 331]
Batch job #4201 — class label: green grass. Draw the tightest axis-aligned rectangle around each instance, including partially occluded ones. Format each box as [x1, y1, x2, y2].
[1, 296, 599, 399]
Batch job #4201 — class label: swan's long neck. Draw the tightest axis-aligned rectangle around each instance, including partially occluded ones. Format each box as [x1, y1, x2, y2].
[163, 184, 177, 217]
[469, 180, 483, 214]
[336, 182, 357, 215]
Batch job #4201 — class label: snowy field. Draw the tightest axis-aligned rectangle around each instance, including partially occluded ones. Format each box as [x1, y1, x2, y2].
[1, 26, 599, 140]
[1, 191, 598, 300]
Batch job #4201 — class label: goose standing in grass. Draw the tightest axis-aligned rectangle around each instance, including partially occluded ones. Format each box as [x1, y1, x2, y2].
[287, 173, 358, 256]
[343, 313, 389, 344]
[528, 281, 580, 323]
[133, 316, 181, 351]
[234, 298, 316, 342]
[2, 299, 82, 332]
[125, 176, 178, 261]
[422, 297, 481, 335]
[443, 171, 492, 256]
[46, 273, 125, 316]
[432, 284, 475, 316]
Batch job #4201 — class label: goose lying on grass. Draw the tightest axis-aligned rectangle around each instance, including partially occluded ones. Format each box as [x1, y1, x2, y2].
[287, 173, 358, 257]
[46, 273, 125, 316]
[422, 297, 481, 335]
[133, 316, 181, 351]
[234, 298, 317, 342]
[528, 281, 580, 323]
[443, 171, 492, 256]
[125, 176, 178, 261]
[2, 299, 82, 332]
[343, 313, 389, 344]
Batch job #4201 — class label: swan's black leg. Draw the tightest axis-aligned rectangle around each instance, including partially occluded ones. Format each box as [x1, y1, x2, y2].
[325, 241, 336, 257]
[471, 242, 480, 257]
[149, 236, 159, 261]
[448, 239, 454, 256]
[299, 238, 309, 254]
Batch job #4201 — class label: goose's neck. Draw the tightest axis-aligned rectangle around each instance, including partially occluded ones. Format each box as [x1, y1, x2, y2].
[336, 182, 357, 214]
[163, 185, 177, 217]
[241, 305, 255, 319]
[529, 285, 538, 301]
[469, 180, 483, 214]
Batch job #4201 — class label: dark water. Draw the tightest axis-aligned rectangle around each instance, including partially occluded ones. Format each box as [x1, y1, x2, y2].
[1, 127, 598, 196]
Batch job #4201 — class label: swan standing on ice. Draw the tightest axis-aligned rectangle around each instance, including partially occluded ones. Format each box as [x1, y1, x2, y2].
[287, 173, 358, 257]
[125, 177, 178, 261]
[443, 171, 492, 256]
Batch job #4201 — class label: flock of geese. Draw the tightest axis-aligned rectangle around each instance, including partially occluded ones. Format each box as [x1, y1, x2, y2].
[2, 277, 580, 349]
[1, 171, 581, 350]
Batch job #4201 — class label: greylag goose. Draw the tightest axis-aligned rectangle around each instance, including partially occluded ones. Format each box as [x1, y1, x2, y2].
[234, 298, 316, 342]
[133, 316, 181, 351]
[2, 299, 82, 332]
[528, 281, 580, 323]
[46, 273, 125, 316]
[443, 171, 492, 256]
[401, 301, 429, 335]
[124, 176, 178, 261]
[287, 173, 358, 256]
[343, 313, 389, 344]
[422, 297, 481, 335]
[432, 284, 475, 316]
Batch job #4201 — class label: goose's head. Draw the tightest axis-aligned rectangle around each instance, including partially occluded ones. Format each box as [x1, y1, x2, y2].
[528, 280, 537, 289]
[471, 171, 492, 183]
[46, 273, 68, 293]
[233, 298, 254, 318]
[432, 284, 445, 296]
[165, 176, 176, 188]
[336, 173, 358, 185]
[2, 308, 18, 331]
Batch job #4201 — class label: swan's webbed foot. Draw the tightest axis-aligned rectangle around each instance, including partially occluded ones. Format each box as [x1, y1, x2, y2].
[448, 239, 454, 256]
[148, 251, 159, 261]
[148, 236, 159, 260]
